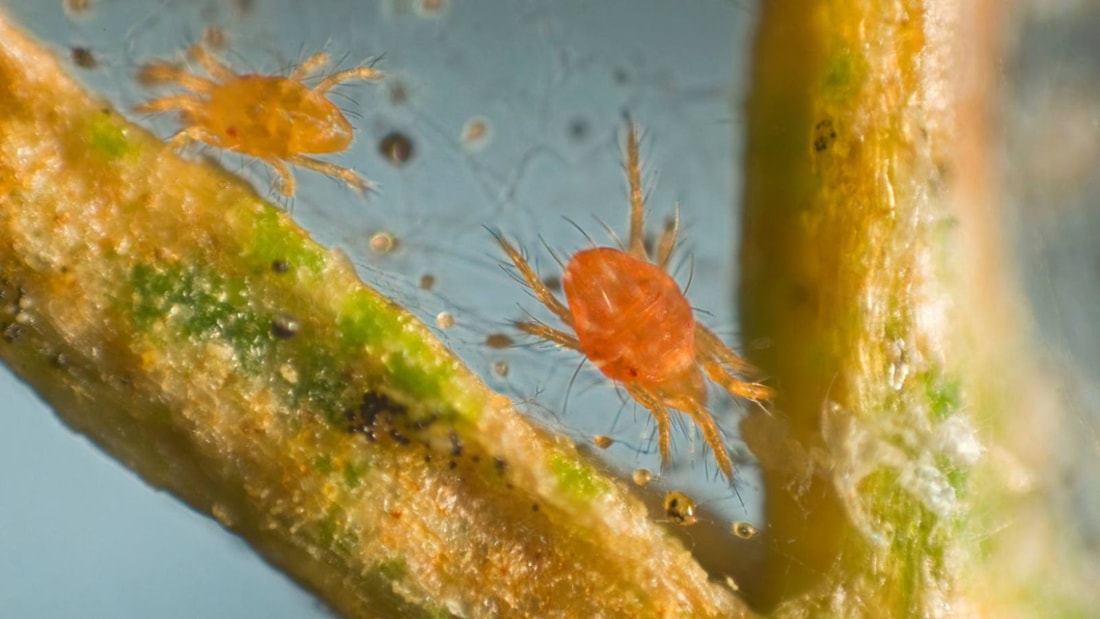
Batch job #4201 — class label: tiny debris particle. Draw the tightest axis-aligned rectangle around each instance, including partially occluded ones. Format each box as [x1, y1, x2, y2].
[271, 259, 290, 274]
[415, 0, 447, 17]
[369, 231, 399, 254]
[632, 468, 653, 487]
[64, 0, 93, 16]
[485, 333, 514, 349]
[592, 435, 614, 449]
[732, 521, 757, 539]
[278, 363, 299, 384]
[494, 457, 507, 474]
[541, 274, 561, 292]
[449, 432, 464, 457]
[379, 131, 414, 166]
[419, 274, 435, 290]
[388, 80, 409, 105]
[461, 117, 491, 150]
[70, 46, 97, 69]
[271, 314, 300, 339]
[664, 491, 698, 526]
[567, 117, 590, 141]
[201, 25, 228, 50]
[491, 360, 509, 377]
[435, 312, 455, 329]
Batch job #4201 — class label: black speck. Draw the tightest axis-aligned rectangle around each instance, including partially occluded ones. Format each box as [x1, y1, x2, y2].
[345, 391, 408, 438]
[70, 46, 97, 69]
[390, 429, 411, 446]
[271, 314, 300, 339]
[494, 457, 507, 474]
[813, 119, 838, 153]
[2, 322, 24, 343]
[379, 131, 414, 166]
[449, 432, 464, 458]
[388, 81, 409, 105]
[567, 117, 589, 141]
[271, 259, 289, 273]
[449, 460, 457, 470]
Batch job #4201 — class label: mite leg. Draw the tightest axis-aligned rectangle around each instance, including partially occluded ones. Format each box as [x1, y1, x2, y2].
[654, 207, 680, 270]
[133, 93, 205, 116]
[491, 233, 574, 326]
[266, 159, 297, 197]
[625, 384, 674, 473]
[624, 121, 648, 260]
[515, 320, 581, 350]
[136, 60, 216, 93]
[291, 52, 330, 80]
[285, 155, 376, 194]
[314, 66, 384, 94]
[683, 400, 735, 481]
[695, 325, 759, 376]
[159, 125, 222, 153]
[187, 44, 235, 82]
[699, 354, 773, 403]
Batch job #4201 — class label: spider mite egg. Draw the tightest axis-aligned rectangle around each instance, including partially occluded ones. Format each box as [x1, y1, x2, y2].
[379, 131, 414, 166]
[435, 312, 455, 329]
[134, 42, 382, 197]
[632, 469, 653, 487]
[664, 491, 698, 526]
[369, 231, 399, 254]
[731, 521, 757, 539]
[592, 435, 614, 449]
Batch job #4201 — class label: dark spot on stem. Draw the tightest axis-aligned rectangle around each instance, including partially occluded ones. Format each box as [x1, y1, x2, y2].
[271, 314, 300, 339]
[2, 323, 24, 343]
[271, 259, 290, 273]
[813, 118, 838, 153]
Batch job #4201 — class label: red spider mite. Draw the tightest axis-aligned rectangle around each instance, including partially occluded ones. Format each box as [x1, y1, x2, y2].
[135, 42, 381, 197]
[494, 123, 771, 480]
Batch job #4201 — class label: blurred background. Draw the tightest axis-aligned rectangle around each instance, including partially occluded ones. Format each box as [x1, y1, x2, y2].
[1, 0, 1098, 616]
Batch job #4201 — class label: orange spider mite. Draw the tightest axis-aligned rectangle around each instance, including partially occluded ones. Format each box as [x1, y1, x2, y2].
[495, 123, 771, 480]
[135, 43, 381, 197]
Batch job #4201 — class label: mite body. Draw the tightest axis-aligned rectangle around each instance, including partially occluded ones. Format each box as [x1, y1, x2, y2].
[136, 43, 381, 196]
[496, 123, 770, 480]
